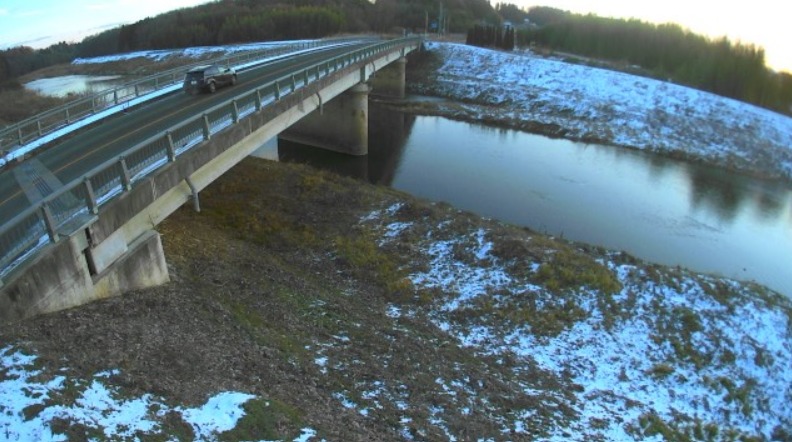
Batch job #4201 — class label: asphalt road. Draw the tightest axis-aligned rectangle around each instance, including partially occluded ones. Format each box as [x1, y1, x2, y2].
[0, 42, 372, 227]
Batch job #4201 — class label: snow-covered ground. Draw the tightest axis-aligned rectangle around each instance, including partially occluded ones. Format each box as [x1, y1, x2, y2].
[0, 346, 320, 441]
[361, 202, 792, 440]
[416, 42, 792, 182]
[71, 40, 320, 65]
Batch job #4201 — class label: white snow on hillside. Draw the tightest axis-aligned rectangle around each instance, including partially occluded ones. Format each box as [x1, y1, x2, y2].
[421, 42, 792, 181]
[362, 203, 792, 440]
[0, 347, 322, 441]
[71, 40, 316, 64]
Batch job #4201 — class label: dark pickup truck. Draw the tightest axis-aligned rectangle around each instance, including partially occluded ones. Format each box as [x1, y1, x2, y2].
[183, 65, 237, 94]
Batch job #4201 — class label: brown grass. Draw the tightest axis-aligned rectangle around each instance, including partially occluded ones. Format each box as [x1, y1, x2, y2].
[0, 88, 73, 127]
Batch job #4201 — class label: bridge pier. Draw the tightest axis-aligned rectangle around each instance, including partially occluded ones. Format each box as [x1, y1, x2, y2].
[281, 83, 370, 156]
[370, 56, 407, 98]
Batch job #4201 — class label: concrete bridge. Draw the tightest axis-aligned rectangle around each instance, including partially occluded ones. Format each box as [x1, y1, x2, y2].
[0, 37, 422, 323]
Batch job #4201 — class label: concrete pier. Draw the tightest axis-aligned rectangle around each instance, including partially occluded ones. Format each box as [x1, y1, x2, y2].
[281, 83, 371, 156]
[370, 57, 407, 98]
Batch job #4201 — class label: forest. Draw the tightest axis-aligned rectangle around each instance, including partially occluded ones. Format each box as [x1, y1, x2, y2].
[520, 7, 792, 114]
[0, 0, 498, 88]
[1, 2, 790, 115]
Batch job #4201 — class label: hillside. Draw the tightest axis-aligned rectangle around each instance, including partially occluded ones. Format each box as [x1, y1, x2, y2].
[406, 42, 792, 183]
[519, 7, 792, 115]
[1, 159, 790, 440]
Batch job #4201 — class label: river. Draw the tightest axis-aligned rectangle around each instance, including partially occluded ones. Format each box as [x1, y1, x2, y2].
[272, 102, 792, 298]
[25, 75, 127, 97]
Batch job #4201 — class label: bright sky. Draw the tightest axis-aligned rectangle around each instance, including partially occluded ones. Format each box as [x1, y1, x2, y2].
[515, 0, 791, 73]
[1, 0, 789, 73]
[0, 0, 209, 48]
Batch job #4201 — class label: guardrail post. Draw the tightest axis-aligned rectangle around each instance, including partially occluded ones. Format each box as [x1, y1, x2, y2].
[119, 157, 132, 191]
[255, 89, 263, 110]
[275, 82, 281, 101]
[231, 100, 240, 124]
[37, 119, 43, 137]
[91, 97, 96, 114]
[41, 204, 59, 243]
[202, 115, 211, 140]
[304, 70, 309, 87]
[114, 90, 119, 105]
[166, 131, 176, 161]
[291, 75, 297, 92]
[65, 108, 71, 124]
[83, 177, 98, 214]
[18, 127, 24, 145]
[134, 85, 140, 97]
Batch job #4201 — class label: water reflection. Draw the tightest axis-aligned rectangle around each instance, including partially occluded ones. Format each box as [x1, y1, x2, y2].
[688, 167, 745, 223]
[276, 102, 792, 297]
[25, 75, 127, 97]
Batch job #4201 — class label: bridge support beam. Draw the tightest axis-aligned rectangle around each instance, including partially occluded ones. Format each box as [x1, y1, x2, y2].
[280, 83, 370, 156]
[370, 56, 407, 98]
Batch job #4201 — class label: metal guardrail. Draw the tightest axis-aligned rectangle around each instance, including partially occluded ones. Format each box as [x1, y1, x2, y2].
[0, 36, 423, 285]
[0, 38, 371, 162]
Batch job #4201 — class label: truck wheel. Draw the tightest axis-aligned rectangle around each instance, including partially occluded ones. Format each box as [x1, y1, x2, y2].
[208, 82, 216, 93]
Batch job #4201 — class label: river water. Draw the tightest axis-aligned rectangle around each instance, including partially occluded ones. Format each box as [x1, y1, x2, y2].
[25, 75, 127, 97]
[274, 103, 792, 298]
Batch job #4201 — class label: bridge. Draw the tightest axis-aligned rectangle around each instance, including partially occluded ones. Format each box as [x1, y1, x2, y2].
[0, 36, 423, 323]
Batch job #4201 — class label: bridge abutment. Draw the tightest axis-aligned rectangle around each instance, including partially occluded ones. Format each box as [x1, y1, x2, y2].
[281, 83, 371, 156]
[0, 228, 168, 323]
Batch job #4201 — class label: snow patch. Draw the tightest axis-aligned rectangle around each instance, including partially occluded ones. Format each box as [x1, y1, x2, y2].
[0, 346, 258, 440]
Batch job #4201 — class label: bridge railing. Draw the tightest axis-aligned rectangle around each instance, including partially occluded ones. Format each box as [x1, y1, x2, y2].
[0, 38, 373, 164]
[0, 36, 422, 285]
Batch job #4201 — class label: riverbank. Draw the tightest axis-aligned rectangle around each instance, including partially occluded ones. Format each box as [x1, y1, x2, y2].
[402, 41, 792, 184]
[1, 159, 790, 440]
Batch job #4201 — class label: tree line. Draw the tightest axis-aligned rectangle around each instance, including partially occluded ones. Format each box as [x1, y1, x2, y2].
[0, 0, 499, 89]
[519, 7, 792, 114]
[466, 25, 515, 51]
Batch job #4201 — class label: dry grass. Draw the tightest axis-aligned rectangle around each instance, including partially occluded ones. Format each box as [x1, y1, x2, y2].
[0, 88, 73, 127]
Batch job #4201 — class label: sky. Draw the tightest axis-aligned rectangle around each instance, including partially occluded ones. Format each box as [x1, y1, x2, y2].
[0, 0, 789, 73]
[515, 0, 791, 73]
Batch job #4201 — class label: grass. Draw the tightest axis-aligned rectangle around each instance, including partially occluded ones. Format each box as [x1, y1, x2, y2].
[333, 234, 414, 299]
[218, 397, 304, 441]
[533, 247, 621, 295]
[0, 87, 74, 127]
[648, 363, 675, 379]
